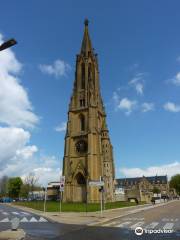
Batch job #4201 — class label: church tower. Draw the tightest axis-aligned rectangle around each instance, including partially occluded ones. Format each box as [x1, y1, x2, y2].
[63, 20, 115, 203]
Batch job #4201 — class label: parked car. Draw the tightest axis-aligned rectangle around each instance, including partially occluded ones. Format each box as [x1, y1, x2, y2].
[2, 197, 13, 203]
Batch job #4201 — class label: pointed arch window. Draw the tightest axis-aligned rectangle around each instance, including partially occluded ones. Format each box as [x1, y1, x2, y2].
[81, 63, 85, 89]
[88, 63, 91, 80]
[79, 114, 85, 131]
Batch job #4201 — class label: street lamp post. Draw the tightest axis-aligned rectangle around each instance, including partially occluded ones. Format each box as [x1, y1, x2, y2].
[0, 38, 17, 51]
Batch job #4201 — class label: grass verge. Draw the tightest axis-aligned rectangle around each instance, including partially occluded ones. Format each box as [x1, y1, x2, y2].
[13, 200, 146, 212]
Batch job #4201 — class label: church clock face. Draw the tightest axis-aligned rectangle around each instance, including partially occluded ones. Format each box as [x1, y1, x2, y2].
[75, 140, 87, 154]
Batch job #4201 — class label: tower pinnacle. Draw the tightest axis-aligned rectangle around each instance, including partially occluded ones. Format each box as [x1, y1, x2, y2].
[84, 18, 89, 26]
[81, 19, 93, 55]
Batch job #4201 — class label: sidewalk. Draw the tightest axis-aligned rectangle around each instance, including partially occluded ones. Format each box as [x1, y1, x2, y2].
[9, 200, 177, 226]
[0, 229, 25, 240]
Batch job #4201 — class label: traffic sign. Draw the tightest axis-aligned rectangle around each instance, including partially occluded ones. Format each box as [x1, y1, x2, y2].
[60, 176, 65, 192]
[89, 180, 104, 187]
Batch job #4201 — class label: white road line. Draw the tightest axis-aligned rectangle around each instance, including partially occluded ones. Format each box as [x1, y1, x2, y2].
[21, 211, 31, 216]
[0, 218, 9, 222]
[130, 221, 144, 229]
[145, 222, 159, 229]
[163, 222, 174, 230]
[20, 217, 29, 222]
[12, 212, 20, 215]
[29, 217, 38, 222]
[2, 212, 9, 215]
[102, 221, 117, 227]
[39, 217, 48, 222]
[116, 221, 131, 228]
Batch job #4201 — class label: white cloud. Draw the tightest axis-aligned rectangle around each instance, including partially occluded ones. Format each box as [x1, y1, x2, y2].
[164, 102, 180, 113]
[0, 129, 61, 186]
[129, 73, 145, 95]
[118, 98, 137, 115]
[0, 34, 39, 128]
[120, 161, 180, 179]
[55, 122, 66, 132]
[39, 59, 71, 78]
[21, 156, 61, 186]
[0, 127, 38, 172]
[0, 34, 57, 186]
[170, 72, 180, 86]
[141, 102, 154, 112]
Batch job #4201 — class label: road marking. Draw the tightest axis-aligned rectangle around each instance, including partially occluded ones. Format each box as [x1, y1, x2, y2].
[130, 221, 144, 229]
[20, 217, 28, 222]
[0, 218, 9, 222]
[116, 221, 131, 228]
[29, 217, 38, 222]
[39, 217, 48, 222]
[21, 211, 31, 216]
[124, 217, 144, 221]
[163, 222, 174, 230]
[102, 221, 117, 227]
[145, 222, 159, 229]
[12, 212, 20, 215]
[2, 212, 9, 215]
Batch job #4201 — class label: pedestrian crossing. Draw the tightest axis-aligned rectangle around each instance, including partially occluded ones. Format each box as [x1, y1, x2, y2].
[0, 211, 31, 216]
[0, 210, 48, 223]
[0, 216, 48, 223]
[100, 217, 179, 230]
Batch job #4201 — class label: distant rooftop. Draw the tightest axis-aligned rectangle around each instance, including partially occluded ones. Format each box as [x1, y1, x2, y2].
[116, 175, 167, 186]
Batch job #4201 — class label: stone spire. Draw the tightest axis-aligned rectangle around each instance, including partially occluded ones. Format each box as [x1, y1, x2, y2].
[81, 19, 93, 56]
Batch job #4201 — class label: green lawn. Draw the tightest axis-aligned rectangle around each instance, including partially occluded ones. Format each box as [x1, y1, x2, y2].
[14, 200, 146, 212]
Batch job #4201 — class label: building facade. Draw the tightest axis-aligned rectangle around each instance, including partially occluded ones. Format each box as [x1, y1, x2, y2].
[115, 175, 169, 203]
[115, 176, 169, 202]
[63, 20, 115, 203]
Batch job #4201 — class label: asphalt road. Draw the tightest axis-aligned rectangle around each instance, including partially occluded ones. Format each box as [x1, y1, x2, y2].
[0, 201, 180, 240]
[0, 204, 85, 239]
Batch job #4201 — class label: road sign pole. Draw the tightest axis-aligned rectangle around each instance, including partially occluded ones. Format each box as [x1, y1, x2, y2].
[100, 176, 103, 217]
[44, 187, 47, 213]
[59, 176, 65, 213]
[86, 178, 88, 215]
[59, 191, 62, 213]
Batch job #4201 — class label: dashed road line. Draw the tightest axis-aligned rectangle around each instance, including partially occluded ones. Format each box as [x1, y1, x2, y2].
[21, 211, 31, 216]
[2, 212, 9, 215]
[115, 221, 131, 228]
[130, 221, 145, 229]
[39, 217, 48, 222]
[0, 216, 48, 223]
[145, 222, 159, 229]
[0, 218, 9, 222]
[29, 217, 38, 222]
[163, 222, 174, 230]
[20, 217, 29, 222]
[12, 211, 20, 215]
[102, 221, 117, 227]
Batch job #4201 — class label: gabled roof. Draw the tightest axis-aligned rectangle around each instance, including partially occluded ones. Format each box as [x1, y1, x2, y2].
[116, 175, 167, 186]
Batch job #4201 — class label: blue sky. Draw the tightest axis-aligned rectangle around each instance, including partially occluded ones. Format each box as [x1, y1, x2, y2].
[0, 0, 180, 185]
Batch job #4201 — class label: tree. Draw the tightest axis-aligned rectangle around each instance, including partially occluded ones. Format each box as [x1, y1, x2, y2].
[22, 173, 39, 199]
[8, 177, 23, 198]
[19, 183, 29, 198]
[152, 186, 161, 194]
[170, 174, 180, 195]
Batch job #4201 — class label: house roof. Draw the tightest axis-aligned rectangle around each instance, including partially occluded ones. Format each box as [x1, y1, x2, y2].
[116, 175, 167, 186]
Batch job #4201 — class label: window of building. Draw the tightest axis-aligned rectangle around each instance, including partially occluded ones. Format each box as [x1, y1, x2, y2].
[80, 99, 85, 107]
[81, 63, 85, 89]
[79, 114, 85, 131]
